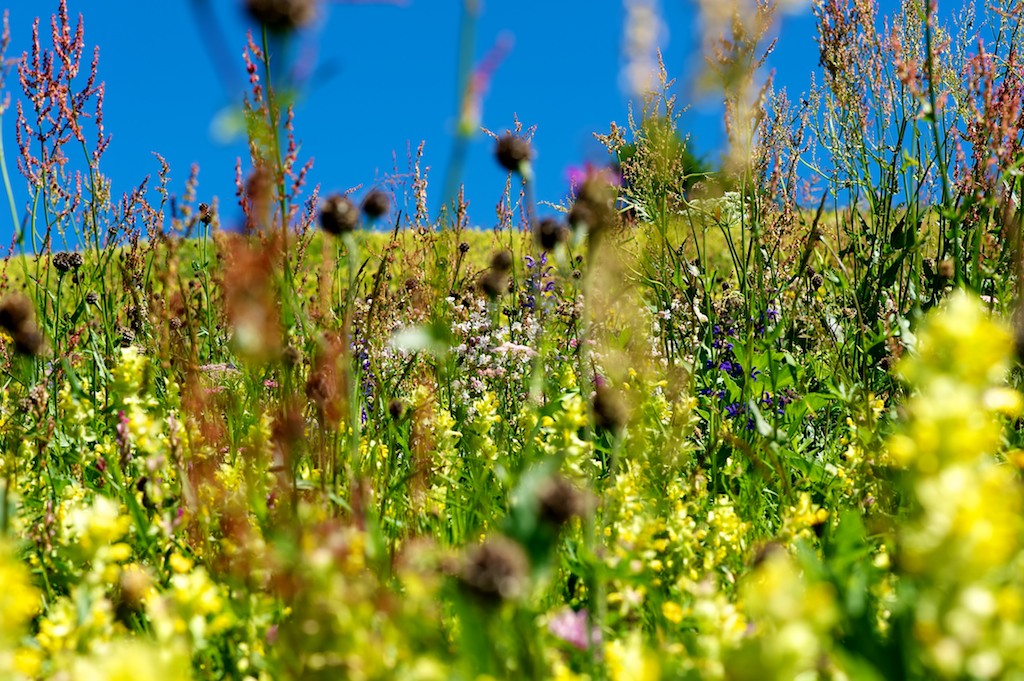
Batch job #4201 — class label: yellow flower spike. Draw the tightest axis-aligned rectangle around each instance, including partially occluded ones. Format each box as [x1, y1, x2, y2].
[0, 543, 41, 642]
[983, 387, 1023, 416]
[1006, 449, 1024, 469]
[107, 542, 133, 563]
[169, 553, 193, 574]
[71, 639, 191, 681]
[13, 647, 43, 677]
[605, 632, 660, 681]
[662, 601, 684, 624]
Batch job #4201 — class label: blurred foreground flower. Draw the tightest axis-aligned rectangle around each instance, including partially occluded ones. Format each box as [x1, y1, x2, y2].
[244, 0, 317, 33]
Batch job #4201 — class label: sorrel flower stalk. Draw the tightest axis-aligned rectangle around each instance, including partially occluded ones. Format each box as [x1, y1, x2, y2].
[237, 29, 315, 297]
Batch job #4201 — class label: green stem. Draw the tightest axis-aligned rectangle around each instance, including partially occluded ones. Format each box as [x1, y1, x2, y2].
[0, 113, 21, 242]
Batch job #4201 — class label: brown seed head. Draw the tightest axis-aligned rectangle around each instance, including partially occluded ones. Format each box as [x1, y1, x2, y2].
[569, 177, 617, 235]
[118, 327, 136, 348]
[388, 398, 407, 421]
[244, 165, 275, 232]
[282, 345, 302, 369]
[319, 194, 360, 236]
[479, 271, 509, 299]
[53, 251, 84, 273]
[244, 0, 317, 32]
[536, 476, 589, 528]
[0, 294, 35, 335]
[490, 249, 514, 274]
[117, 564, 152, 611]
[457, 536, 529, 605]
[361, 189, 390, 220]
[13, 326, 44, 357]
[198, 202, 213, 226]
[534, 217, 568, 251]
[592, 384, 628, 434]
[495, 135, 532, 174]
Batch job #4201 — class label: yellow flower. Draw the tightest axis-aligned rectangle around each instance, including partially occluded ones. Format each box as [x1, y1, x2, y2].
[662, 601, 684, 624]
[0, 542, 40, 642]
[169, 553, 193, 574]
[71, 639, 191, 681]
[605, 632, 659, 681]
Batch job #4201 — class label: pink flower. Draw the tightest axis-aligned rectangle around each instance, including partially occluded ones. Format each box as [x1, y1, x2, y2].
[565, 163, 622, 196]
[548, 608, 601, 650]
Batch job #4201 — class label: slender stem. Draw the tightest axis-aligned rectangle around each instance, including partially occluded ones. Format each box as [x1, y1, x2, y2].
[0, 114, 21, 242]
[923, 2, 957, 281]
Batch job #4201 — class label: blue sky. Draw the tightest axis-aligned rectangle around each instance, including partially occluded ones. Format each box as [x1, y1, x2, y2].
[1, 0, 826, 248]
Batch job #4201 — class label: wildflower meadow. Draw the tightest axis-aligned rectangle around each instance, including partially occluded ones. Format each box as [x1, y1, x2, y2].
[2, 0, 1024, 679]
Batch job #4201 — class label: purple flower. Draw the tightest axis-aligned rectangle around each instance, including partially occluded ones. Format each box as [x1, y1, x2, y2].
[548, 608, 601, 650]
[725, 402, 745, 418]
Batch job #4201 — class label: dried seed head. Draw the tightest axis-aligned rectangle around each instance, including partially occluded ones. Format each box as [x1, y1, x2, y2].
[13, 326, 44, 357]
[536, 476, 589, 528]
[479, 271, 510, 299]
[272, 407, 306, 449]
[117, 564, 152, 611]
[457, 536, 529, 605]
[118, 327, 136, 347]
[592, 384, 628, 434]
[282, 345, 302, 369]
[495, 135, 532, 174]
[490, 249, 514, 274]
[244, 165, 275, 231]
[751, 541, 786, 568]
[0, 294, 35, 335]
[319, 194, 360, 236]
[569, 177, 617, 235]
[458, 241, 471, 254]
[388, 398, 407, 421]
[534, 217, 568, 252]
[53, 251, 84, 273]
[198, 202, 213, 225]
[361, 189, 390, 220]
[244, 0, 317, 32]
[85, 291, 99, 305]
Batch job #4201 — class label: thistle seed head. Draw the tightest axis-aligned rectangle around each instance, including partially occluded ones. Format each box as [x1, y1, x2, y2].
[319, 194, 360, 236]
[495, 135, 532, 174]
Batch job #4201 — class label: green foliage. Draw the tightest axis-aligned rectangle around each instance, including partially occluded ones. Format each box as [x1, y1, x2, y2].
[2, 1, 1024, 680]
